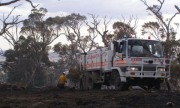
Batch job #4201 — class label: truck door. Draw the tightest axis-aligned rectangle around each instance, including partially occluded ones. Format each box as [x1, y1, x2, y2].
[113, 41, 126, 66]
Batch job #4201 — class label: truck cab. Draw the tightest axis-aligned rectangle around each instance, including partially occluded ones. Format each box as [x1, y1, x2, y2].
[111, 38, 170, 90]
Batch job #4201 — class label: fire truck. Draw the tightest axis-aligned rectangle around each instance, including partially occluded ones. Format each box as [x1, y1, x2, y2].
[79, 37, 171, 90]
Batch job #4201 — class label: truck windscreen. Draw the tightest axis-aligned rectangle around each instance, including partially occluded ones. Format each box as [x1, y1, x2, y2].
[128, 40, 163, 58]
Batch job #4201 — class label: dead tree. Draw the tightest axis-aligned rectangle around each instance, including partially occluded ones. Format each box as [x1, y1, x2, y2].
[0, 0, 38, 36]
[0, 5, 23, 41]
[140, 0, 179, 43]
[86, 14, 111, 47]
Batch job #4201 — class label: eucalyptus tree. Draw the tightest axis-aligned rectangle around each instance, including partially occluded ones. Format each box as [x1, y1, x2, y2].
[64, 13, 98, 53]
[141, 21, 164, 41]
[53, 13, 99, 87]
[113, 21, 136, 39]
[140, 0, 180, 58]
[20, 8, 63, 87]
[3, 35, 52, 86]
[53, 13, 98, 68]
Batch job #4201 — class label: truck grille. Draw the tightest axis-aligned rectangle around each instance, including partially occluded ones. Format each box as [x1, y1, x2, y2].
[143, 67, 156, 71]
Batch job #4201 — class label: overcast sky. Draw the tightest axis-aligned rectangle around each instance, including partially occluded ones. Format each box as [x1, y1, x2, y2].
[0, 0, 180, 50]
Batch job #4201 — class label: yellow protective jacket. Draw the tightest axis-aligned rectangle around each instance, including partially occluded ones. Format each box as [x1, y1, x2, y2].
[58, 74, 67, 85]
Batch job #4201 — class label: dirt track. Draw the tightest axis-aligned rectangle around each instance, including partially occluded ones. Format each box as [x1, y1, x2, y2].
[0, 88, 180, 108]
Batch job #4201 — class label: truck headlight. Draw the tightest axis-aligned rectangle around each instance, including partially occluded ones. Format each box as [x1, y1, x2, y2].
[157, 68, 165, 72]
[127, 67, 139, 71]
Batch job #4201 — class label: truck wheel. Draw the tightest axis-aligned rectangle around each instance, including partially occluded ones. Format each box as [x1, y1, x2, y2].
[114, 75, 128, 91]
[114, 75, 121, 90]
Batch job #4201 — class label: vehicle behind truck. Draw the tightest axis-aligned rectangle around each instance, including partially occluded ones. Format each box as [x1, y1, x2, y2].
[79, 37, 171, 90]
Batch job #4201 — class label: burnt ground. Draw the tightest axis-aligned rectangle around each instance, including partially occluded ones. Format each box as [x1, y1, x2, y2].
[0, 87, 180, 108]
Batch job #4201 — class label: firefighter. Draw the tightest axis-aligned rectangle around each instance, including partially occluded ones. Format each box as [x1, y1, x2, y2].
[57, 72, 67, 89]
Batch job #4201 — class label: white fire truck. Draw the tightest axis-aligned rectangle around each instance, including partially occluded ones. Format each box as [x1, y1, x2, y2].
[79, 38, 171, 90]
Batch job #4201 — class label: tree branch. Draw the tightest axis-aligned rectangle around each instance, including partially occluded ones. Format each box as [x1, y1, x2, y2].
[0, 0, 38, 8]
[167, 13, 179, 30]
[25, 0, 39, 8]
[175, 5, 180, 13]
[0, 4, 26, 36]
[156, 0, 164, 14]
[0, 0, 20, 6]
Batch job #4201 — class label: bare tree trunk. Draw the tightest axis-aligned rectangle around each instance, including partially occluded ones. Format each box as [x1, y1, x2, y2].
[26, 51, 44, 88]
[26, 63, 38, 88]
